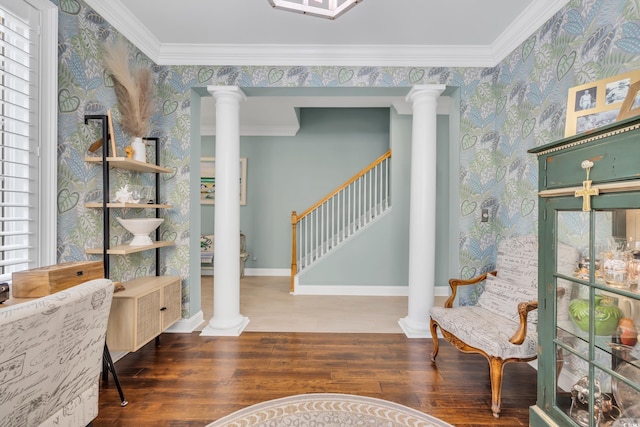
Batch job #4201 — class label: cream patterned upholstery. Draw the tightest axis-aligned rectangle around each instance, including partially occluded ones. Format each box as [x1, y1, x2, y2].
[430, 305, 538, 360]
[478, 273, 538, 326]
[0, 278, 114, 427]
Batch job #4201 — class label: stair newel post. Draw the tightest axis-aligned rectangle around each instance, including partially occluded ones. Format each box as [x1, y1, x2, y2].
[290, 211, 298, 293]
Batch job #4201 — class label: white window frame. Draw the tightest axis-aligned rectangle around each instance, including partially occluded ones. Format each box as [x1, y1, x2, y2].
[1, 0, 57, 278]
[34, 0, 57, 268]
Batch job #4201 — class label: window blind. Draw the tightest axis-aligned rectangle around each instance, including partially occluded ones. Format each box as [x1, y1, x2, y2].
[0, 4, 36, 283]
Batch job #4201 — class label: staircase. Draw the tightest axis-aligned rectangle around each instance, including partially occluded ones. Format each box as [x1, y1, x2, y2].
[290, 150, 392, 292]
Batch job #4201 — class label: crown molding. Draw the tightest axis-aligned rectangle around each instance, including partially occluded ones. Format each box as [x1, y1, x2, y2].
[83, 0, 161, 61]
[157, 43, 496, 67]
[85, 0, 569, 68]
[491, 0, 570, 64]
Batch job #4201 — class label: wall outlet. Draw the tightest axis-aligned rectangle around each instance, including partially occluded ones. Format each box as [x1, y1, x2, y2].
[481, 208, 489, 222]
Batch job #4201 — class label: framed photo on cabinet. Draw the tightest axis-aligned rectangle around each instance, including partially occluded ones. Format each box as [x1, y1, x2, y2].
[200, 157, 247, 205]
[565, 69, 640, 137]
[616, 80, 640, 121]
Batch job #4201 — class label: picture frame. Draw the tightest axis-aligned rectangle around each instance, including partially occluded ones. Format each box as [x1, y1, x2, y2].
[200, 157, 247, 205]
[616, 80, 640, 121]
[564, 69, 640, 137]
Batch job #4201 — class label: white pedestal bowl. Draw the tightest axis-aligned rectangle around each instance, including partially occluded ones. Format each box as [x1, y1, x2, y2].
[117, 217, 164, 246]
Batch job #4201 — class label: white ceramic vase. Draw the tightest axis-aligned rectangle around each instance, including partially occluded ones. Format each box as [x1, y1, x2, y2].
[131, 137, 146, 163]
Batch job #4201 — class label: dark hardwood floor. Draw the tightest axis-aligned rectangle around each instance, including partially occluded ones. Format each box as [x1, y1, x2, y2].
[95, 332, 537, 426]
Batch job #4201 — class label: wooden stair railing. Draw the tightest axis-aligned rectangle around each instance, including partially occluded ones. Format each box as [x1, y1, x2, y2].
[290, 150, 392, 292]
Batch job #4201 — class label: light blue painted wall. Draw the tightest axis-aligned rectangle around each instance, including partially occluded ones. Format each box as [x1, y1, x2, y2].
[299, 108, 411, 286]
[300, 112, 451, 287]
[201, 108, 390, 271]
[435, 115, 451, 288]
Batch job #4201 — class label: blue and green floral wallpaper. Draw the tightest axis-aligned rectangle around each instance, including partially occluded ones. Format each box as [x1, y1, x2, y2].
[55, 0, 640, 315]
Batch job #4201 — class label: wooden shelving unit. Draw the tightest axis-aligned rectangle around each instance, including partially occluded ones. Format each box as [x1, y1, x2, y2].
[84, 114, 180, 353]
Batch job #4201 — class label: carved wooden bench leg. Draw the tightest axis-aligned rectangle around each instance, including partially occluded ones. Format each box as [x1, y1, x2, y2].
[429, 318, 440, 362]
[489, 357, 505, 418]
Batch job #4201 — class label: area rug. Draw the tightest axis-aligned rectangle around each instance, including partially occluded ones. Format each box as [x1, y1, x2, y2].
[206, 393, 454, 427]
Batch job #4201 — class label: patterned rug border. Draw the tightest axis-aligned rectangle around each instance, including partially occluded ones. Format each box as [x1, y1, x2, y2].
[206, 393, 453, 427]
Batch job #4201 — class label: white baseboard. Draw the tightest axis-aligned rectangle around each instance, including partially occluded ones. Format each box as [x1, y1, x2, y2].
[244, 268, 290, 276]
[200, 268, 290, 277]
[199, 266, 451, 298]
[294, 285, 408, 296]
[165, 311, 204, 333]
[292, 285, 450, 297]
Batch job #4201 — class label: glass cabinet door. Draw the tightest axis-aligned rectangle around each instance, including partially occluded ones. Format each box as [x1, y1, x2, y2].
[551, 198, 640, 427]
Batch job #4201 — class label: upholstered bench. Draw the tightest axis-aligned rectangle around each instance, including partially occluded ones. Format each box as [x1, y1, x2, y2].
[429, 235, 579, 417]
[430, 235, 540, 418]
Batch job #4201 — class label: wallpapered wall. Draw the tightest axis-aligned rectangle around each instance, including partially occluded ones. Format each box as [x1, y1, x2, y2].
[55, 0, 640, 315]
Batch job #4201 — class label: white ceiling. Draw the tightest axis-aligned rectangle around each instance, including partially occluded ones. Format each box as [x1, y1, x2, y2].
[83, 0, 569, 135]
[85, 0, 569, 67]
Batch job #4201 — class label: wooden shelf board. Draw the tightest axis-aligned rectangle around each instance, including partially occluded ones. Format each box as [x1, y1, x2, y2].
[85, 202, 173, 209]
[84, 156, 172, 173]
[85, 240, 174, 255]
[84, 156, 103, 164]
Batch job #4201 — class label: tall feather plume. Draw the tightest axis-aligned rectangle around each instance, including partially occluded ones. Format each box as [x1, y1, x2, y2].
[103, 38, 155, 137]
[135, 68, 155, 134]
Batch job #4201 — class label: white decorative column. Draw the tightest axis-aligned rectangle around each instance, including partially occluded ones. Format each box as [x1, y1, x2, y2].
[399, 84, 446, 338]
[201, 86, 249, 336]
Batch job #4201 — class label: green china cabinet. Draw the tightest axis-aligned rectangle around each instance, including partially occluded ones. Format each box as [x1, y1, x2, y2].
[529, 117, 640, 427]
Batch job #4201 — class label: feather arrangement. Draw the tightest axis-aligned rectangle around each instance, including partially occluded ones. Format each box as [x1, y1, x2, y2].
[103, 38, 155, 137]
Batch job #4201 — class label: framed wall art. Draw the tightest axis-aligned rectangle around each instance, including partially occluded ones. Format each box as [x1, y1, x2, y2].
[200, 157, 247, 205]
[617, 80, 640, 121]
[564, 69, 640, 137]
